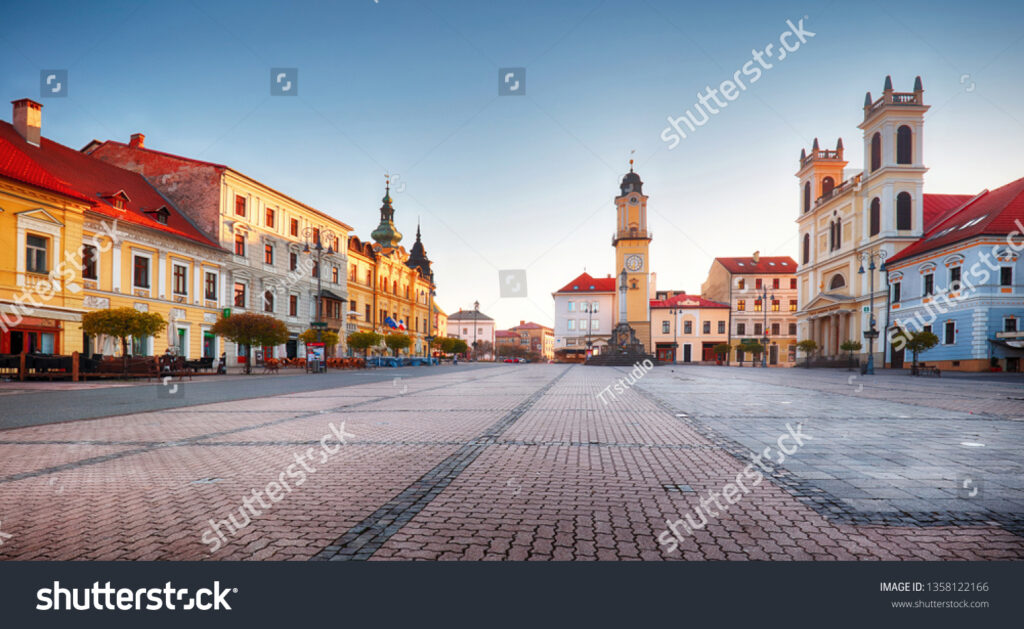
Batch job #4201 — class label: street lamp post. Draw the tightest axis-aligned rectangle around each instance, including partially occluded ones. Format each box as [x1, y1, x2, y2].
[759, 284, 775, 368]
[582, 302, 594, 357]
[670, 307, 680, 363]
[472, 300, 479, 361]
[858, 249, 888, 375]
[302, 227, 339, 373]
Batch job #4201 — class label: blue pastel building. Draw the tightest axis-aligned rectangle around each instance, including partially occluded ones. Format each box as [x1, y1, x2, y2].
[883, 177, 1024, 372]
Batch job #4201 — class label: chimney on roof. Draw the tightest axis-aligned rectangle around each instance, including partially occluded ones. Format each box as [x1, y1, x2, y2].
[12, 99, 42, 146]
[129, 133, 145, 148]
[752, 250, 760, 264]
[520, 320, 525, 326]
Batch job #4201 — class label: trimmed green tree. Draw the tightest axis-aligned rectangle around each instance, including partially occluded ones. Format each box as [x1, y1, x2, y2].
[744, 342, 765, 366]
[904, 331, 939, 374]
[796, 339, 818, 368]
[839, 340, 862, 370]
[211, 312, 289, 375]
[347, 331, 383, 360]
[299, 328, 340, 351]
[713, 343, 731, 364]
[385, 333, 412, 357]
[82, 307, 166, 374]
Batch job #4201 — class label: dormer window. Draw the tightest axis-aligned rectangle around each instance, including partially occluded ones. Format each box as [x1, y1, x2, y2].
[101, 189, 131, 211]
[144, 206, 171, 225]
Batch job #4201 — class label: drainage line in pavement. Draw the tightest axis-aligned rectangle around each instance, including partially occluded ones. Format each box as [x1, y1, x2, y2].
[310, 366, 573, 561]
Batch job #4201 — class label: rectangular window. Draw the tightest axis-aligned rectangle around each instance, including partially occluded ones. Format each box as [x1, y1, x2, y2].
[772, 278, 780, 289]
[683, 321, 693, 335]
[365, 304, 371, 322]
[944, 321, 955, 345]
[1005, 318, 1018, 333]
[789, 299, 797, 312]
[923, 324, 932, 335]
[737, 299, 746, 311]
[568, 301, 575, 312]
[737, 323, 746, 335]
[755, 278, 762, 290]
[771, 299, 780, 312]
[892, 282, 901, 303]
[790, 278, 797, 289]
[312, 227, 320, 244]
[718, 321, 726, 334]
[265, 208, 275, 228]
[949, 266, 961, 290]
[579, 319, 588, 330]
[662, 321, 670, 334]
[332, 266, 339, 283]
[591, 320, 599, 331]
[737, 278, 745, 290]
[26, 234, 48, 274]
[754, 323, 763, 336]
[290, 252, 298, 271]
[263, 291, 274, 313]
[173, 264, 188, 295]
[702, 321, 711, 334]
[234, 234, 245, 256]
[234, 282, 246, 308]
[771, 322, 780, 335]
[754, 299, 762, 312]
[290, 218, 299, 236]
[205, 272, 218, 300]
[312, 261, 319, 278]
[1001, 267, 1013, 286]
[567, 320, 575, 330]
[788, 322, 797, 335]
[235, 195, 246, 217]
[82, 244, 97, 279]
[923, 273, 934, 296]
[133, 255, 150, 288]
[591, 301, 599, 313]
[264, 244, 274, 265]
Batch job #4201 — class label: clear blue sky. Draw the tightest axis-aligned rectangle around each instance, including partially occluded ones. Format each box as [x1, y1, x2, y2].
[2, 0, 1022, 328]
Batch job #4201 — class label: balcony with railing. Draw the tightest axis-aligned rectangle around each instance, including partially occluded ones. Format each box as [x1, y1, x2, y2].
[814, 172, 861, 207]
[865, 90, 923, 119]
[611, 228, 652, 245]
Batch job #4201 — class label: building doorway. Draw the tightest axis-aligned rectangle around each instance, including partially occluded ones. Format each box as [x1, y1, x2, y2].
[286, 339, 298, 359]
[769, 344, 779, 365]
[682, 344, 691, 363]
[890, 343, 904, 369]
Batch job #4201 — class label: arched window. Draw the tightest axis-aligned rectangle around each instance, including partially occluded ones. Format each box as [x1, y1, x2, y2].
[870, 132, 881, 172]
[803, 181, 811, 213]
[869, 197, 881, 236]
[896, 125, 912, 164]
[821, 176, 835, 196]
[829, 274, 846, 290]
[802, 233, 810, 264]
[896, 192, 912, 230]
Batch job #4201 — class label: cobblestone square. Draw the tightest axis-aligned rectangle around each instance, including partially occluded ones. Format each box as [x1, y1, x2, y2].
[0, 364, 1021, 561]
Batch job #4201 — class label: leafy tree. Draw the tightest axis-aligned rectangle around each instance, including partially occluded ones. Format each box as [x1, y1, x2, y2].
[796, 339, 818, 368]
[212, 312, 289, 374]
[839, 339, 862, 369]
[385, 333, 412, 356]
[743, 342, 765, 366]
[82, 308, 166, 373]
[299, 328, 340, 350]
[904, 331, 939, 373]
[438, 337, 468, 356]
[713, 343, 731, 364]
[347, 331, 383, 360]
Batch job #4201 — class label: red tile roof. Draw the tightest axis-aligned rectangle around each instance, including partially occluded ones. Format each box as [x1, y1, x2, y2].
[650, 293, 729, 309]
[495, 330, 517, 338]
[713, 256, 797, 275]
[0, 122, 222, 249]
[888, 177, 1024, 265]
[923, 193, 975, 230]
[510, 321, 552, 331]
[554, 272, 616, 293]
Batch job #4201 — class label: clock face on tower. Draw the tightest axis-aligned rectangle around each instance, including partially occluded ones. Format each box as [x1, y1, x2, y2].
[624, 254, 644, 272]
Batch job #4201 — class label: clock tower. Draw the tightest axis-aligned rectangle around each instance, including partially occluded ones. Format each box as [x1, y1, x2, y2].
[613, 160, 652, 351]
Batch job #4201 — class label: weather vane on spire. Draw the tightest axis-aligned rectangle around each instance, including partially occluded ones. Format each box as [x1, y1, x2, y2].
[629, 149, 635, 172]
